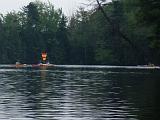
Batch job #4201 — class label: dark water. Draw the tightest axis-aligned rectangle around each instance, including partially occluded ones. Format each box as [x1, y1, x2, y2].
[0, 65, 159, 120]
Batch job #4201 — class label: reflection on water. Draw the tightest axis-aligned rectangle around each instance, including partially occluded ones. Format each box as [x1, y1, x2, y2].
[0, 65, 159, 120]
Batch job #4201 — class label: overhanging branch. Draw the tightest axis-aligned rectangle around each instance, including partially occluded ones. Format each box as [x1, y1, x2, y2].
[96, 0, 141, 51]
[95, 0, 146, 63]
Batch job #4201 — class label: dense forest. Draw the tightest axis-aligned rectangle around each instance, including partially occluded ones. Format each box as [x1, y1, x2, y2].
[0, 0, 159, 65]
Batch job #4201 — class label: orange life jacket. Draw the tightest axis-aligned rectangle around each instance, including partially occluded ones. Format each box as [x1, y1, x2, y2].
[41, 52, 47, 61]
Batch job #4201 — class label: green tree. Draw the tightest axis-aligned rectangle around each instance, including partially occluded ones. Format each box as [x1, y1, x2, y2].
[137, 0, 160, 64]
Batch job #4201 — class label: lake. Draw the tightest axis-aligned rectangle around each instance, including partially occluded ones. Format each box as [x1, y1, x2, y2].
[0, 65, 159, 120]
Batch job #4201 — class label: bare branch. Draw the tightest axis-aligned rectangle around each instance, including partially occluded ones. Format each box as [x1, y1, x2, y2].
[96, 0, 112, 25]
[95, 0, 146, 62]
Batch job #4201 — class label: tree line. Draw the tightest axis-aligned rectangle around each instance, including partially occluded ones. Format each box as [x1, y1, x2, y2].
[0, 0, 159, 65]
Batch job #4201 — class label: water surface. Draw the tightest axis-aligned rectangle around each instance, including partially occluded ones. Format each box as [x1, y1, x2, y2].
[0, 65, 159, 120]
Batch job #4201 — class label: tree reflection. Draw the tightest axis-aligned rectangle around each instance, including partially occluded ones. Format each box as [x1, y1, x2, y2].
[0, 67, 159, 119]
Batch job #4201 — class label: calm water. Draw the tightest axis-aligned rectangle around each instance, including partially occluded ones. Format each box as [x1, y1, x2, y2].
[0, 65, 159, 120]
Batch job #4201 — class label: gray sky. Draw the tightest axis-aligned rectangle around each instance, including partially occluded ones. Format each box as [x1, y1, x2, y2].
[0, 0, 88, 16]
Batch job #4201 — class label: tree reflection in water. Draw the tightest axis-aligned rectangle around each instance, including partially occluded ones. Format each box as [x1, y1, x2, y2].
[0, 66, 159, 120]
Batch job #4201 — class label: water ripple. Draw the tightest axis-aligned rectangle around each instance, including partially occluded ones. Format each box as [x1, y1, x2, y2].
[0, 66, 159, 120]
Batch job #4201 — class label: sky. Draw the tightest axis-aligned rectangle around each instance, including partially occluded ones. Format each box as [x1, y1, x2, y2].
[0, 0, 88, 16]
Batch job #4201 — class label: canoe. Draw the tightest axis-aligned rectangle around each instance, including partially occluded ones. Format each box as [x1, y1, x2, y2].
[15, 64, 27, 68]
[32, 64, 54, 67]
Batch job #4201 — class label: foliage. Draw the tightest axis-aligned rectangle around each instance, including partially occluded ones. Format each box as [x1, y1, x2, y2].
[0, 0, 159, 65]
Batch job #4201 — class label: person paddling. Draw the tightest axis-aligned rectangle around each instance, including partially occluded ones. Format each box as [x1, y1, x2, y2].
[41, 51, 48, 64]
